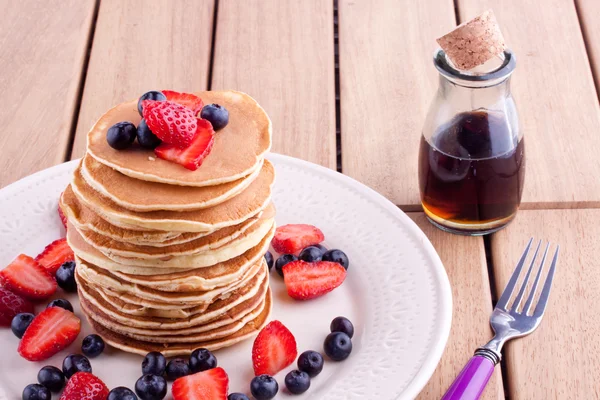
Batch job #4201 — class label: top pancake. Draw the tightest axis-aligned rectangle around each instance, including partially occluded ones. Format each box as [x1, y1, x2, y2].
[87, 91, 271, 187]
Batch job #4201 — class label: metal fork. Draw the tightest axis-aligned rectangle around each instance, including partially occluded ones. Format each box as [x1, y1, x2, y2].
[442, 238, 559, 400]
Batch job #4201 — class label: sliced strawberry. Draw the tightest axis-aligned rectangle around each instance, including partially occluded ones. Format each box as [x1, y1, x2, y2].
[271, 224, 325, 255]
[18, 306, 80, 361]
[0, 255, 57, 300]
[162, 90, 204, 114]
[154, 118, 215, 171]
[252, 320, 297, 376]
[0, 286, 34, 326]
[172, 367, 229, 400]
[283, 260, 347, 300]
[59, 372, 109, 400]
[58, 204, 68, 229]
[35, 238, 74, 275]
[143, 100, 199, 148]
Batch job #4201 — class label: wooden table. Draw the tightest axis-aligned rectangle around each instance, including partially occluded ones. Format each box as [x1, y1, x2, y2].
[1, 0, 599, 398]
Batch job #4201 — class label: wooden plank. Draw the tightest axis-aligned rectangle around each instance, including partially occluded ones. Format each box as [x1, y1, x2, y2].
[0, 0, 96, 187]
[211, 0, 336, 168]
[409, 213, 504, 400]
[338, 0, 456, 209]
[71, 0, 215, 159]
[456, 0, 600, 208]
[491, 209, 600, 399]
[577, 0, 600, 96]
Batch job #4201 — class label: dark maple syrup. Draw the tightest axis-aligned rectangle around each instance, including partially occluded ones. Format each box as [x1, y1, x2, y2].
[418, 110, 525, 233]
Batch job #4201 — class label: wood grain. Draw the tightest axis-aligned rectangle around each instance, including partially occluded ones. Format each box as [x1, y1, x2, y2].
[491, 209, 600, 399]
[211, 0, 336, 168]
[409, 213, 504, 400]
[577, 0, 600, 96]
[456, 0, 600, 208]
[338, 0, 456, 209]
[70, 0, 215, 159]
[0, 0, 96, 187]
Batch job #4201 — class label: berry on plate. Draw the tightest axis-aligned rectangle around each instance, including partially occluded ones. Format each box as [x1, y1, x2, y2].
[284, 370, 311, 394]
[330, 316, 354, 338]
[154, 118, 215, 171]
[0, 285, 33, 326]
[200, 104, 229, 131]
[18, 307, 80, 361]
[63, 354, 92, 378]
[227, 393, 249, 400]
[108, 386, 138, 400]
[138, 91, 167, 116]
[59, 372, 109, 400]
[298, 245, 325, 262]
[323, 331, 353, 361]
[37, 365, 65, 393]
[264, 251, 274, 271]
[322, 249, 350, 270]
[166, 358, 191, 381]
[11, 312, 35, 338]
[56, 261, 77, 292]
[47, 298, 73, 312]
[250, 375, 278, 400]
[274, 254, 297, 278]
[143, 100, 199, 148]
[283, 260, 347, 300]
[297, 350, 324, 377]
[0, 254, 57, 300]
[142, 352, 167, 376]
[107, 122, 137, 150]
[271, 224, 324, 255]
[82, 334, 105, 358]
[252, 320, 297, 376]
[23, 383, 51, 400]
[35, 238, 75, 275]
[135, 374, 167, 400]
[162, 90, 204, 114]
[189, 348, 217, 373]
[171, 367, 229, 400]
[137, 119, 162, 149]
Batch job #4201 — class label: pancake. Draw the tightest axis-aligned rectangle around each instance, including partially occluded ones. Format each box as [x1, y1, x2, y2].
[86, 91, 272, 187]
[81, 155, 264, 212]
[84, 290, 272, 356]
[71, 160, 275, 232]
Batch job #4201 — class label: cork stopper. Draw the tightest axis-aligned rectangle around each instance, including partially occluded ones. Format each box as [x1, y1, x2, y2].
[436, 10, 506, 71]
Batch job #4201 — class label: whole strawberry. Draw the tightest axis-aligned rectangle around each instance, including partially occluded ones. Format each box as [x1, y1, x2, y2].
[59, 372, 109, 400]
[143, 100, 199, 148]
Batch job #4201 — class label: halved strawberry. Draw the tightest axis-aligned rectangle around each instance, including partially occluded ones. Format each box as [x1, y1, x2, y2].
[283, 260, 347, 300]
[163, 90, 204, 114]
[172, 367, 229, 400]
[59, 372, 109, 400]
[252, 320, 297, 376]
[154, 118, 215, 171]
[0, 286, 34, 326]
[35, 238, 74, 275]
[271, 224, 325, 255]
[0, 255, 57, 300]
[58, 199, 68, 229]
[143, 100, 199, 148]
[18, 306, 80, 361]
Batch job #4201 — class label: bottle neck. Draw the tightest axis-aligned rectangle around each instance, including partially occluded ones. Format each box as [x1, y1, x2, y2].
[438, 75, 512, 111]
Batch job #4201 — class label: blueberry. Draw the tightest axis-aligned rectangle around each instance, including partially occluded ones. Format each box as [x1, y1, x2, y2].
[11, 312, 34, 338]
[55, 261, 77, 292]
[47, 298, 73, 312]
[137, 91, 166, 116]
[330, 316, 354, 338]
[137, 119, 162, 149]
[108, 387, 138, 400]
[323, 332, 352, 361]
[313, 244, 328, 252]
[200, 104, 229, 130]
[141, 352, 167, 376]
[22, 383, 50, 400]
[82, 334, 105, 358]
[189, 348, 217, 373]
[322, 249, 349, 270]
[62, 354, 92, 378]
[264, 251, 274, 271]
[250, 374, 278, 400]
[165, 358, 190, 381]
[299, 245, 325, 262]
[284, 370, 311, 394]
[37, 366, 65, 392]
[107, 122, 137, 150]
[297, 350, 324, 377]
[135, 374, 167, 400]
[275, 254, 298, 278]
[228, 393, 249, 400]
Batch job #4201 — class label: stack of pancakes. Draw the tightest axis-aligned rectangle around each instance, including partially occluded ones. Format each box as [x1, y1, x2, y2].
[60, 91, 275, 356]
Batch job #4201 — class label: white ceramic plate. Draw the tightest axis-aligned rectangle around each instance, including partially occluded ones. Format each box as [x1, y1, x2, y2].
[0, 154, 451, 400]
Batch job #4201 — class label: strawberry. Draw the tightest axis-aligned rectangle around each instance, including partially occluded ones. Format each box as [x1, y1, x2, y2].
[59, 372, 109, 400]
[18, 306, 80, 361]
[35, 238, 74, 275]
[162, 90, 204, 114]
[0, 255, 57, 300]
[252, 320, 297, 376]
[283, 260, 347, 300]
[172, 367, 229, 400]
[0, 286, 34, 326]
[143, 100, 199, 148]
[58, 202, 67, 229]
[271, 224, 325, 255]
[154, 118, 215, 171]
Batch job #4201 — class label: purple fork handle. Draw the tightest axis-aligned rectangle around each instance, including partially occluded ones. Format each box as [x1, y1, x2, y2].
[441, 355, 495, 400]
